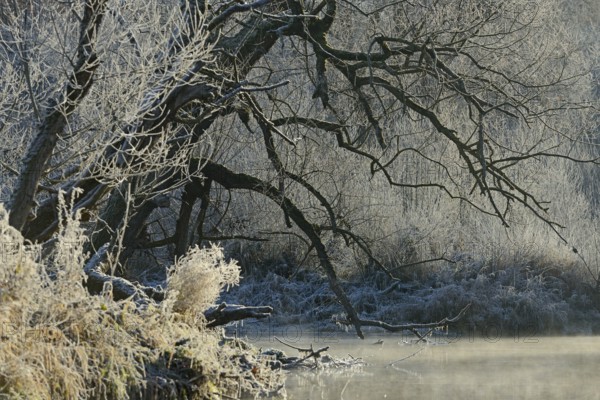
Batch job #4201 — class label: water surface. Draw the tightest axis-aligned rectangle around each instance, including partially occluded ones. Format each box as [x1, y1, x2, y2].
[261, 335, 600, 399]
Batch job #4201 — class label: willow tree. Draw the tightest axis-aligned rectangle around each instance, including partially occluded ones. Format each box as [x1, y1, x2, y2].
[2, 0, 597, 337]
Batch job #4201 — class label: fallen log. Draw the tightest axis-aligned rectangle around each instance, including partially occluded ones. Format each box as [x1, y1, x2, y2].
[83, 244, 162, 306]
[205, 303, 273, 327]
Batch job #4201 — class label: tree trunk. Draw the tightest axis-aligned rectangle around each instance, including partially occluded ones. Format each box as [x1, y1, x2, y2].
[9, 0, 108, 231]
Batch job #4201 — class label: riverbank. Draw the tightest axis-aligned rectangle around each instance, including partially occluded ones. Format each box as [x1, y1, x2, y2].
[221, 261, 600, 338]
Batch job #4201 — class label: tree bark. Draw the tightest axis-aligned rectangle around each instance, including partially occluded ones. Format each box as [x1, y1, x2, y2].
[9, 0, 108, 231]
[174, 183, 198, 258]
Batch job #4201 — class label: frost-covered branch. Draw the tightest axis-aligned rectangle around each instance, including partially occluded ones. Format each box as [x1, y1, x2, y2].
[205, 303, 273, 327]
[337, 303, 472, 339]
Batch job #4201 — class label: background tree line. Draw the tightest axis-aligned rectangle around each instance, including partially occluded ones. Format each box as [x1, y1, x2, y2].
[1, 0, 598, 337]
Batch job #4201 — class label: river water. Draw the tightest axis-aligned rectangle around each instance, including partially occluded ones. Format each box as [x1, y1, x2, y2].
[255, 334, 600, 399]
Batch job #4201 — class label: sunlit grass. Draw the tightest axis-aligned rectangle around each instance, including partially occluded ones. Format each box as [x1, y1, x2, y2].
[0, 202, 283, 399]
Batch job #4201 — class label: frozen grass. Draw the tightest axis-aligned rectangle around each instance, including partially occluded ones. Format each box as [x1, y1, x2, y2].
[0, 202, 283, 399]
[0, 2, 597, 394]
[221, 255, 600, 337]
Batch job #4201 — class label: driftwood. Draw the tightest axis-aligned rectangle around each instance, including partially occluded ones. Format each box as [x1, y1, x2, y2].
[84, 245, 273, 326]
[273, 337, 330, 368]
[338, 303, 471, 342]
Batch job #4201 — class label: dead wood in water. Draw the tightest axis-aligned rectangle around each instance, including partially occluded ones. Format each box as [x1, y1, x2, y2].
[273, 337, 334, 369]
[338, 303, 471, 342]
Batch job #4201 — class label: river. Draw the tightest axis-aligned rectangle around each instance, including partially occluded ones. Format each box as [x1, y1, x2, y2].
[251, 333, 600, 399]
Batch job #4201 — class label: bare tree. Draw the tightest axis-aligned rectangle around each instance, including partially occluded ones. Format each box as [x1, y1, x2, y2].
[1, 0, 598, 338]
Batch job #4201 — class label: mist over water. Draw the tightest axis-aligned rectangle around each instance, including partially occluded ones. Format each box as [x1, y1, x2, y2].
[259, 335, 600, 400]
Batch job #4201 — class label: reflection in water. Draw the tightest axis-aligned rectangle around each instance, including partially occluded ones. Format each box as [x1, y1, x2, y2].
[265, 336, 600, 400]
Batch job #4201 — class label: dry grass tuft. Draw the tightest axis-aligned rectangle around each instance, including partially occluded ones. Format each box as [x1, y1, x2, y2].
[166, 245, 240, 317]
[0, 201, 282, 399]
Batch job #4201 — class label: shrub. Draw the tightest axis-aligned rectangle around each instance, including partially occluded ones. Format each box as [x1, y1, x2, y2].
[0, 202, 281, 399]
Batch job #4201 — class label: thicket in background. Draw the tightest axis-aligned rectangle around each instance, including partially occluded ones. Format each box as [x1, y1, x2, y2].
[0, 0, 598, 343]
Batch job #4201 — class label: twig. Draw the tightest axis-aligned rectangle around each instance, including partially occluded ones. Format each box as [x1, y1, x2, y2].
[340, 379, 350, 399]
[389, 347, 425, 366]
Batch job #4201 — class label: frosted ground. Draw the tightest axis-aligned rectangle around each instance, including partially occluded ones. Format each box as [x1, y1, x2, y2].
[220, 261, 600, 337]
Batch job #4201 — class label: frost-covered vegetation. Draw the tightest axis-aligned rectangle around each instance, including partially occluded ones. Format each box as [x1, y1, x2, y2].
[223, 258, 600, 337]
[221, 148, 600, 335]
[0, 0, 599, 397]
[0, 201, 283, 399]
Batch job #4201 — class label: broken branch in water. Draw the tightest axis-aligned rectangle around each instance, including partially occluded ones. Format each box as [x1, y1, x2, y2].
[337, 303, 471, 340]
[274, 336, 330, 368]
[389, 347, 425, 366]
